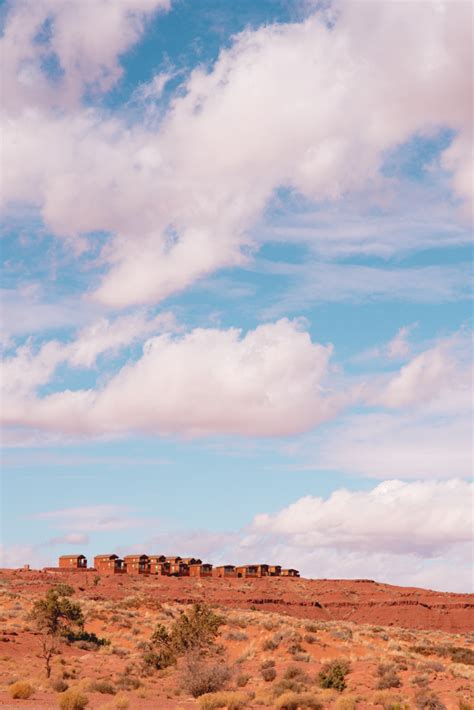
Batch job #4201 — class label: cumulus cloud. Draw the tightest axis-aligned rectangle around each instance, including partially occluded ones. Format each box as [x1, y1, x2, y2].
[245, 479, 473, 591]
[251, 479, 472, 556]
[369, 333, 472, 409]
[2, 319, 343, 437]
[1, 1, 472, 307]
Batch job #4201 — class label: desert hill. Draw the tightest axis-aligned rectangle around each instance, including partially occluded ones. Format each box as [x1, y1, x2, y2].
[0, 569, 472, 708]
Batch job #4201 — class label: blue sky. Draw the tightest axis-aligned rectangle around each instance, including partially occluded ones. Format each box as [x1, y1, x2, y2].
[0, 0, 472, 591]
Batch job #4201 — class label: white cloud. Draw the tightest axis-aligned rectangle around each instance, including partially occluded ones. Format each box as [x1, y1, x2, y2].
[1, 0, 171, 112]
[2, 319, 343, 437]
[370, 334, 471, 409]
[36, 504, 141, 532]
[386, 324, 416, 360]
[1, 1, 471, 308]
[0, 309, 176, 397]
[252, 480, 472, 556]
[315, 411, 472, 480]
[45, 533, 89, 546]
[246, 479, 473, 591]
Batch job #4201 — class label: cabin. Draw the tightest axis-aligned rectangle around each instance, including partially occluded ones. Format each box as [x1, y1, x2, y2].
[58, 554, 87, 569]
[268, 565, 282, 576]
[123, 554, 150, 575]
[93, 554, 126, 574]
[165, 556, 187, 576]
[181, 557, 202, 566]
[235, 564, 269, 578]
[148, 555, 170, 575]
[189, 563, 213, 577]
[281, 568, 300, 577]
[213, 565, 236, 578]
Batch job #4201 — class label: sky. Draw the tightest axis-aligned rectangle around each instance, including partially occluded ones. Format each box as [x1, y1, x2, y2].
[0, 0, 472, 592]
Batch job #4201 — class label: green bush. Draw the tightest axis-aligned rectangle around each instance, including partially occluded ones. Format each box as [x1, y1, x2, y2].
[318, 659, 351, 692]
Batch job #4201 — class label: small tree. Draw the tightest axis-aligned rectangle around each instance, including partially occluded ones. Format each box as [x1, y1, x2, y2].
[30, 588, 84, 677]
[170, 603, 223, 653]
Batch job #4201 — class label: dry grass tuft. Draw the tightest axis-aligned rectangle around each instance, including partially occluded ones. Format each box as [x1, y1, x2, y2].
[198, 690, 248, 709]
[274, 690, 323, 709]
[58, 688, 89, 709]
[9, 680, 34, 699]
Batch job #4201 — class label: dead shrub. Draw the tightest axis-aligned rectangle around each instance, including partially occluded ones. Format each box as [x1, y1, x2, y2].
[373, 691, 410, 710]
[180, 652, 232, 698]
[9, 681, 34, 699]
[304, 634, 317, 644]
[58, 688, 89, 710]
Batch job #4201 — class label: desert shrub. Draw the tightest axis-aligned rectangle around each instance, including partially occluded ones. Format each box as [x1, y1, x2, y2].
[172, 604, 223, 654]
[236, 673, 249, 687]
[335, 698, 358, 710]
[373, 691, 410, 710]
[318, 659, 351, 692]
[181, 652, 232, 698]
[415, 691, 447, 710]
[275, 691, 323, 710]
[411, 674, 429, 687]
[377, 664, 402, 689]
[261, 666, 277, 682]
[66, 630, 109, 647]
[263, 638, 279, 651]
[58, 688, 89, 710]
[9, 681, 34, 699]
[288, 641, 304, 655]
[273, 679, 305, 697]
[450, 647, 474, 666]
[51, 584, 75, 597]
[305, 623, 318, 633]
[52, 678, 69, 692]
[226, 631, 248, 641]
[378, 672, 402, 689]
[261, 659, 276, 670]
[304, 634, 317, 644]
[114, 695, 130, 710]
[458, 702, 473, 710]
[89, 679, 116, 694]
[418, 660, 445, 673]
[116, 675, 140, 691]
[198, 691, 247, 709]
[284, 666, 308, 681]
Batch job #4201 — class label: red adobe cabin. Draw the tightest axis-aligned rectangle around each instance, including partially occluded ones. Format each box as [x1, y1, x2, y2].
[148, 555, 170, 575]
[189, 563, 213, 577]
[58, 554, 87, 569]
[93, 554, 126, 574]
[281, 568, 300, 577]
[123, 554, 150, 574]
[213, 565, 236, 578]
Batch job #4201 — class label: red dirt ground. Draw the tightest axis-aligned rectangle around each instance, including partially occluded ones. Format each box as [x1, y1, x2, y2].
[0, 569, 472, 709]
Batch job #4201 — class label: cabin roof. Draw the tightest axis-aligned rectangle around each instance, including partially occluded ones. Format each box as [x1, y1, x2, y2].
[94, 554, 119, 560]
[59, 554, 86, 559]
